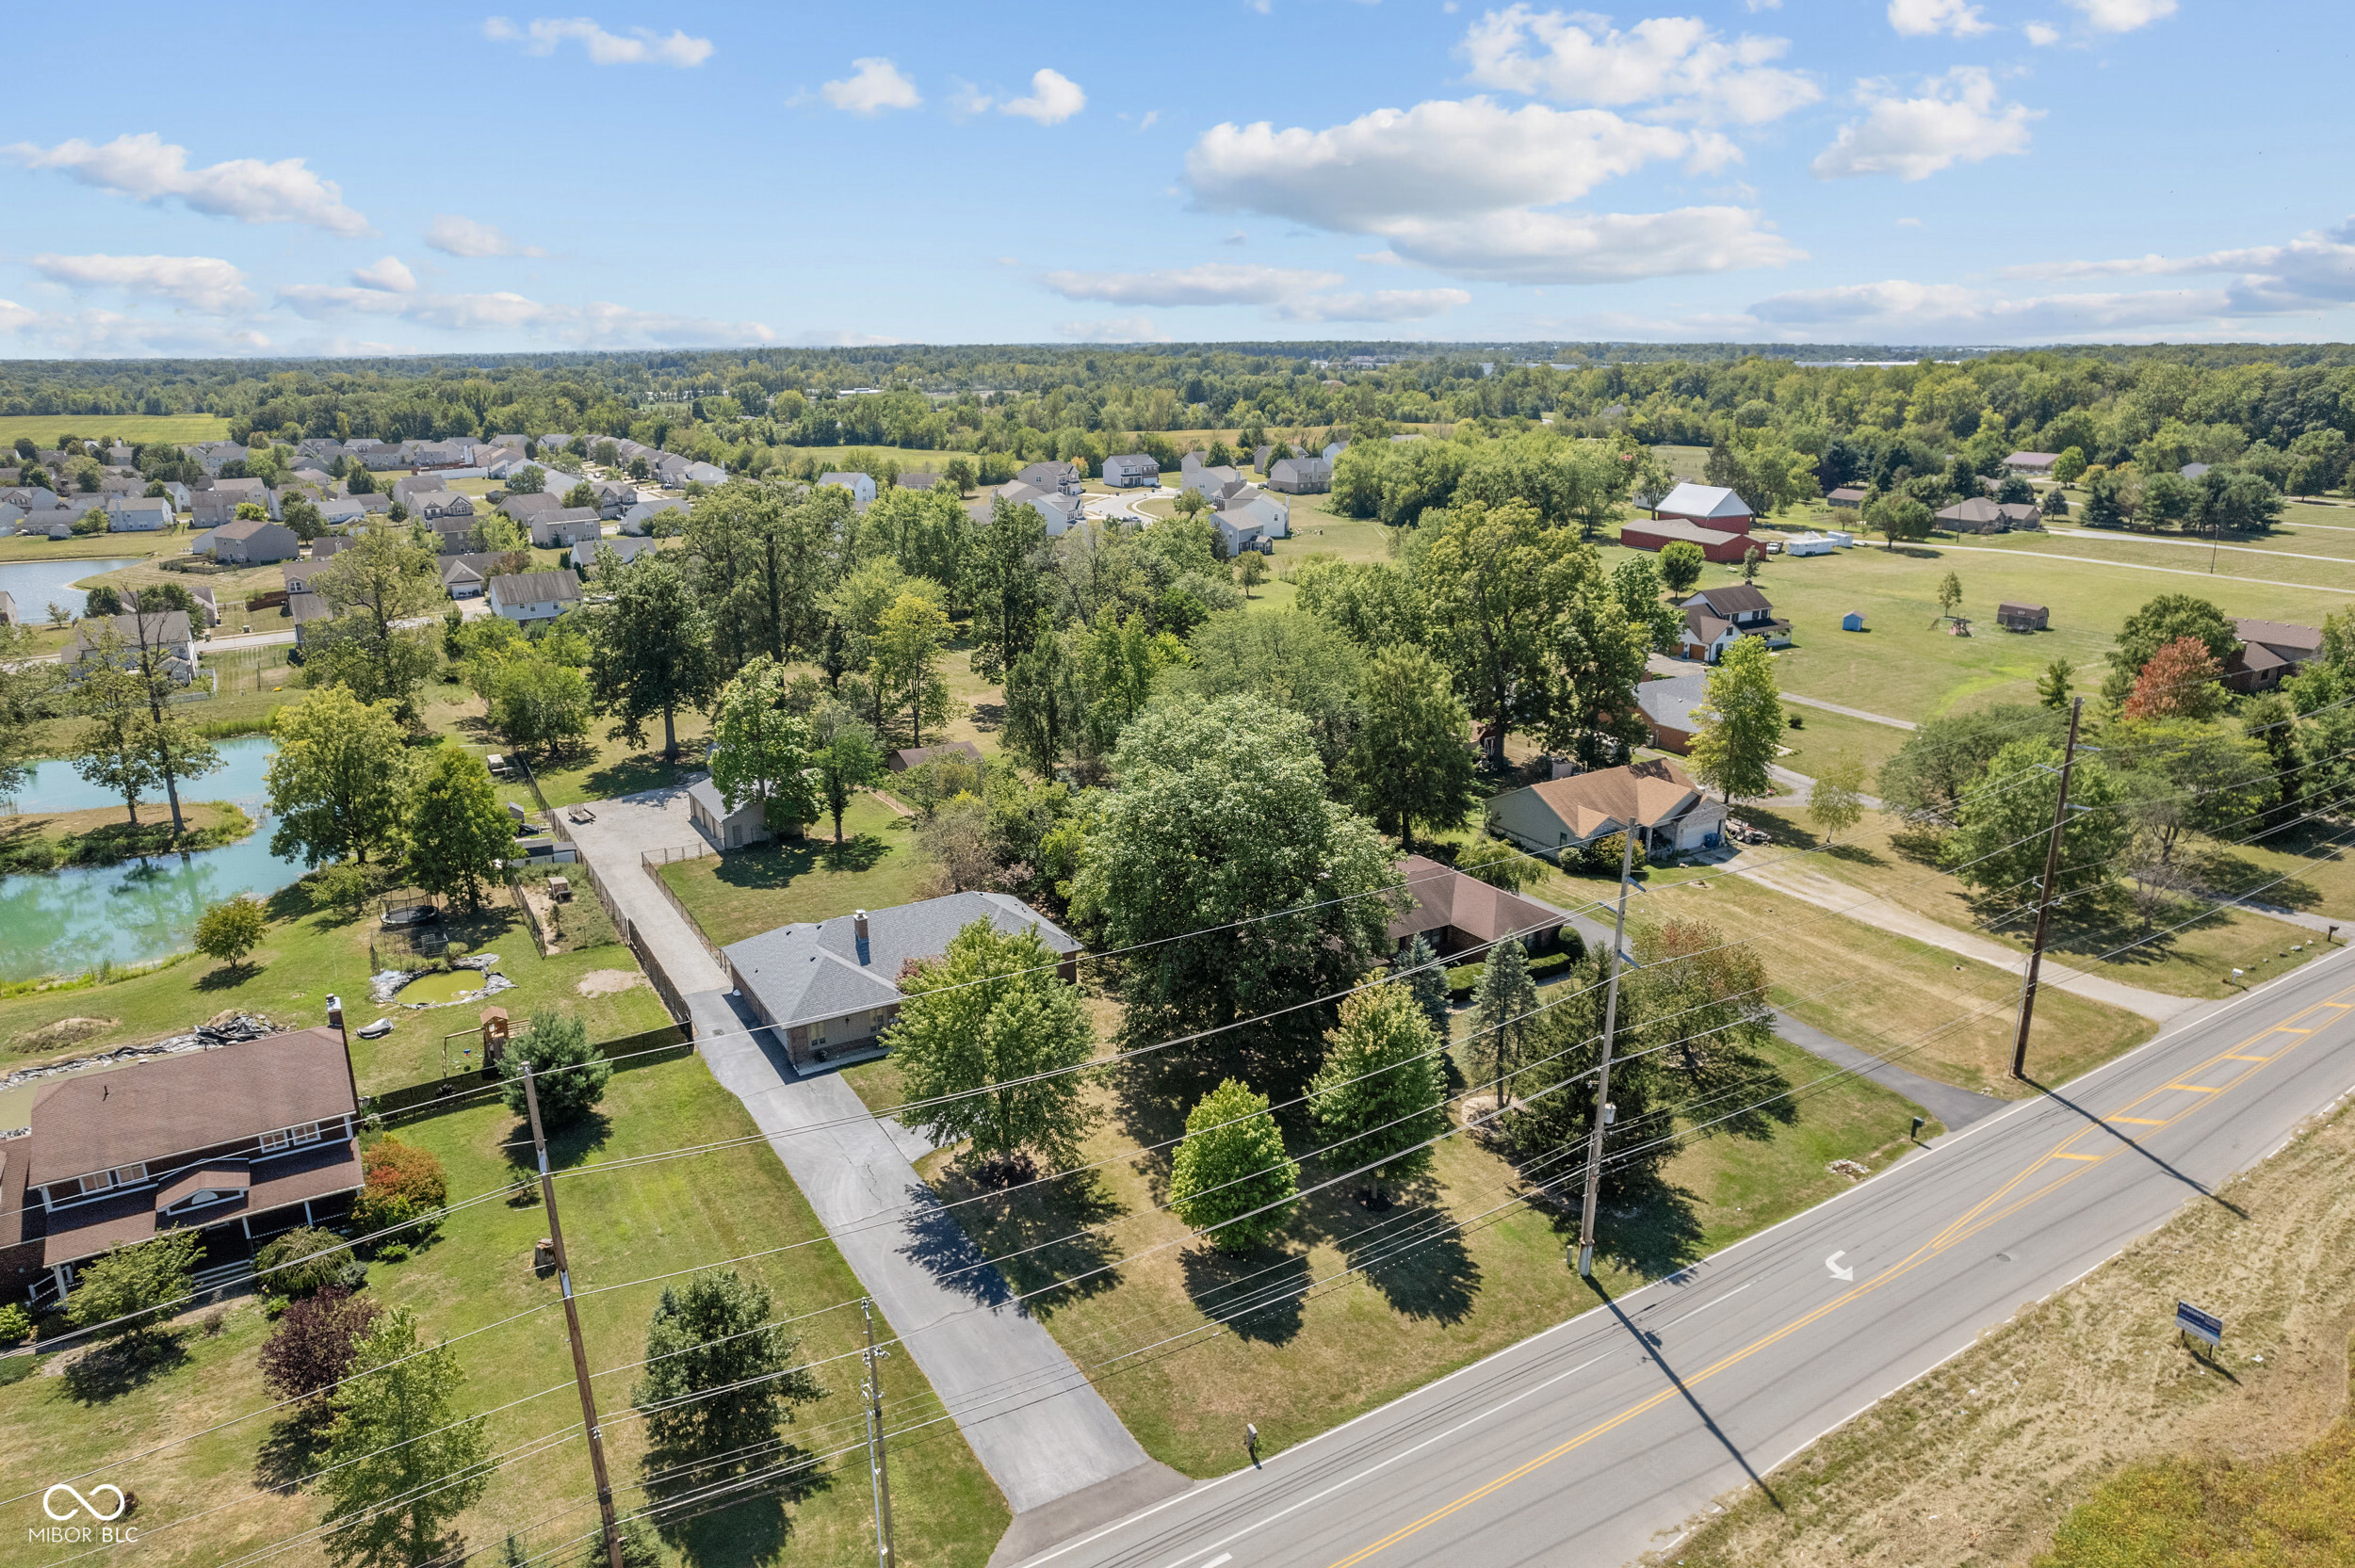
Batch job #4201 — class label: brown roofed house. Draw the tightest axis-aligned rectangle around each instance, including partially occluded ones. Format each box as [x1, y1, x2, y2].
[1386, 855, 1570, 960]
[885, 740, 983, 772]
[2226, 618, 2323, 692]
[1485, 757, 1729, 861]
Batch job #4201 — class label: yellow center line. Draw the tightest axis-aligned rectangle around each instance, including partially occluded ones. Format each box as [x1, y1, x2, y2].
[2165, 1084, 2222, 1093]
[1320, 978, 2355, 1568]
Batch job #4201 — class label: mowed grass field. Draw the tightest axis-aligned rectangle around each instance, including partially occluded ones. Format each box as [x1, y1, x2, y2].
[0, 412, 229, 446]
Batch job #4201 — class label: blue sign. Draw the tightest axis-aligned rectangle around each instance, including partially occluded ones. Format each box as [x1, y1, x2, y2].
[2175, 1301, 2223, 1347]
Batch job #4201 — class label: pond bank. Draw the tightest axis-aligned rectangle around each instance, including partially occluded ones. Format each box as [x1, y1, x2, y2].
[0, 800, 255, 873]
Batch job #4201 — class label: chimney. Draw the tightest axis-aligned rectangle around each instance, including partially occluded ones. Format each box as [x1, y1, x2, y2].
[853, 910, 870, 964]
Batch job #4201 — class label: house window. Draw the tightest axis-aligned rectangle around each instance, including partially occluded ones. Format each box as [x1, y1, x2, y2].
[259, 1123, 322, 1153]
[71, 1162, 147, 1197]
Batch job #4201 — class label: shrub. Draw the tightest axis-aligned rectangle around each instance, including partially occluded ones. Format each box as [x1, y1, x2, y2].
[66, 1230, 201, 1340]
[311, 864, 376, 921]
[1581, 832, 1647, 875]
[254, 1225, 365, 1298]
[258, 1286, 382, 1404]
[0, 1303, 31, 1344]
[352, 1137, 448, 1244]
[499, 1010, 610, 1130]
[193, 895, 268, 972]
[1166, 1079, 1300, 1253]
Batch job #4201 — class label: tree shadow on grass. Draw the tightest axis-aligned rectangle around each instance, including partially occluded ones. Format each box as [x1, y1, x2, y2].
[1178, 1246, 1310, 1345]
[500, 1109, 614, 1182]
[817, 835, 887, 874]
[61, 1331, 189, 1403]
[581, 744, 703, 802]
[707, 833, 888, 893]
[1824, 842, 1886, 866]
[2191, 849, 2319, 913]
[1574, 1167, 1710, 1282]
[1314, 1181, 1481, 1325]
[252, 1409, 333, 1495]
[649, 1444, 833, 1568]
[923, 1166, 1127, 1317]
[194, 961, 262, 992]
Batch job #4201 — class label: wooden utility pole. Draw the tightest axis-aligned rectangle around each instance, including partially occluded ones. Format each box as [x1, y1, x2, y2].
[861, 1300, 896, 1568]
[1576, 826, 1639, 1278]
[2011, 696, 2085, 1081]
[523, 1061, 626, 1568]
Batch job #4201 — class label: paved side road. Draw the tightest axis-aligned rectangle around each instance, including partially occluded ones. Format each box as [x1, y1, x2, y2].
[1012, 946, 2355, 1568]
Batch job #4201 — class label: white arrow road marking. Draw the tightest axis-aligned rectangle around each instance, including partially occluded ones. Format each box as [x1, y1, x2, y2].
[1826, 1251, 1854, 1281]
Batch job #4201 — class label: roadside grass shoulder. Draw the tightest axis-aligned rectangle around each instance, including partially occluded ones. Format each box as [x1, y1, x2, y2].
[1655, 1098, 2355, 1568]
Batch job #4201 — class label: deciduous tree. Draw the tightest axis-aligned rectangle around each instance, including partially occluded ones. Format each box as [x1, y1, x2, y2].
[1946, 738, 2126, 900]
[632, 1269, 824, 1486]
[1657, 540, 1705, 596]
[1807, 756, 1867, 845]
[1349, 643, 1477, 851]
[1689, 635, 1783, 806]
[1309, 982, 1448, 1201]
[708, 656, 820, 832]
[66, 1230, 200, 1342]
[2122, 635, 2226, 722]
[259, 1287, 382, 1406]
[266, 687, 410, 865]
[1167, 1078, 1299, 1253]
[872, 590, 953, 745]
[809, 709, 885, 843]
[70, 634, 158, 826]
[406, 745, 512, 913]
[304, 527, 444, 719]
[317, 1310, 492, 1568]
[194, 894, 268, 973]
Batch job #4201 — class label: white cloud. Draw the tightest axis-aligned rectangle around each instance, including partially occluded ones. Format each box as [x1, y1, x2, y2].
[1746, 278, 2237, 338]
[2000, 218, 2355, 313]
[1886, 0, 1992, 38]
[1459, 8, 1819, 125]
[1271, 288, 1473, 322]
[1001, 68, 1086, 124]
[2023, 20, 2062, 43]
[821, 57, 920, 114]
[279, 281, 773, 347]
[1042, 264, 1348, 307]
[28, 253, 255, 314]
[3, 132, 368, 235]
[947, 79, 995, 117]
[1058, 316, 1173, 343]
[425, 214, 545, 258]
[1377, 205, 1800, 283]
[481, 16, 713, 66]
[1137, 109, 1160, 131]
[0, 300, 273, 356]
[350, 256, 417, 293]
[1811, 68, 2039, 181]
[1188, 98, 1683, 230]
[2065, 0, 2175, 32]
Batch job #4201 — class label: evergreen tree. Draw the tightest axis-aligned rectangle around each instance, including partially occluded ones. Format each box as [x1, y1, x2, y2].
[1308, 983, 1449, 1202]
[1397, 933, 1452, 1043]
[2038, 657, 2075, 710]
[499, 1009, 610, 1130]
[631, 1269, 824, 1479]
[1470, 938, 1538, 1113]
[1167, 1078, 1299, 1253]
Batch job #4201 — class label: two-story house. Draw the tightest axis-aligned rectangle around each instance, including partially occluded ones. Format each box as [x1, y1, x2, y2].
[0, 1027, 364, 1305]
[1679, 584, 1792, 663]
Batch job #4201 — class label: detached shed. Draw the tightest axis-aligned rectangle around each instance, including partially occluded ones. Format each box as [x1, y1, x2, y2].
[1996, 602, 2049, 632]
[1841, 611, 1866, 632]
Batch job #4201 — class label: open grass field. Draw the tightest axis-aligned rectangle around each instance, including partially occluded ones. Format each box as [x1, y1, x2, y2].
[1659, 1096, 2355, 1568]
[658, 794, 927, 949]
[0, 413, 229, 446]
[0, 532, 185, 565]
[0, 860, 672, 1094]
[926, 1029, 1937, 1478]
[0, 1056, 1008, 1568]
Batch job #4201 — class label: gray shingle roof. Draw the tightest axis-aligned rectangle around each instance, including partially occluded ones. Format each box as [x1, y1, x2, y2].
[725, 893, 1080, 1032]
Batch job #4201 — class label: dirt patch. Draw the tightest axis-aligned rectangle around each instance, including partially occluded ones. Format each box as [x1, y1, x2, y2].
[574, 970, 643, 997]
[13, 1016, 117, 1053]
[1654, 1096, 2355, 1568]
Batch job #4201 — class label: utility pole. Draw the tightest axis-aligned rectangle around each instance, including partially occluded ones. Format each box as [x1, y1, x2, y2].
[1576, 826, 1639, 1278]
[523, 1061, 625, 1568]
[861, 1300, 896, 1568]
[2010, 696, 2085, 1081]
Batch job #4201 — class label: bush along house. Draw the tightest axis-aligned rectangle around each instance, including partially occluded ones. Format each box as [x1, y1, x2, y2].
[0, 1027, 364, 1308]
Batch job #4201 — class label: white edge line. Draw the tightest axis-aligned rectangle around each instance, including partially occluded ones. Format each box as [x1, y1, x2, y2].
[1008, 943, 2355, 1568]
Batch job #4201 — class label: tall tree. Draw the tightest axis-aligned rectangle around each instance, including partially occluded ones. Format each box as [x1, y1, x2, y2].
[690, 480, 847, 674]
[266, 687, 410, 865]
[1657, 540, 1705, 597]
[585, 549, 717, 760]
[2101, 593, 2239, 711]
[707, 656, 821, 832]
[0, 618, 60, 805]
[1946, 738, 2127, 900]
[889, 919, 1097, 1172]
[107, 598, 222, 840]
[871, 590, 953, 745]
[304, 526, 444, 719]
[1418, 499, 1583, 767]
[70, 636, 158, 827]
[1002, 618, 1082, 776]
[968, 495, 1051, 681]
[1470, 937, 1539, 1113]
[406, 745, 512, 913]
[631, 1269, 824, 1495]
[317, 1309, 493, 1568]
[1308, 982, 1449, 1203]
[1171, 608, 1363, 779]
[1688, 635, 1784, 806]
[809, 707, 885, 843]
[2122, 635, 2227, 722]
[484, 646, 592, 758]
[1348, 643, 1478, 851]
[498, 1009, 610, 1128]
[1166, 1078, 1299, 1253]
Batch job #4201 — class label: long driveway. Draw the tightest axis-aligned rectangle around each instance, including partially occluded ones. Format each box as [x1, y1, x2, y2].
[562, 786, 1179, 1535]
[1005, 946, 2355, 1568]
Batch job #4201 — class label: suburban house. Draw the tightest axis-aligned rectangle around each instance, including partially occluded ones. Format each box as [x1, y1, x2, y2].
[724, 893, 1083, 1068]
[2004, 451, 2062, 476]
[621, 497, 690, 534]
[679, 460, 727, 487]
[1648, 482, 1754, 533]
[0, 1027, 363, 1305]
[1486, 757, 1727, 862]
[1937, 496, 2044, 534]
[1620, 515, 1755, 564]
[192, 477, 276, 524]
[885, 740, 983, 772]
[208, 517, 300, 565]
[528, 509, 604, 548]
[1634, 670, 1710, 753]
[986, 482, 1086, 537]
[593, 481, 640, 519]
[390, 474, 443, 510]
[411, 490, 475, 523]
[2226, 618, 2324, 692]
[67, 610, 198, 682]
[184, 441, 249, 477]
[575, 535, 660, 570]
[288, 591, 333, 645]
[1214, 491, 1291, 555]
[1385, 854, 1571, 961]
[1267, 456, 1333, 494]
[487, 571, 581, 623]
[817, 471, 878, 509]
[896, 470, 941, 493]
[438, 553, 514, 599]
[282, 558, 325, 596]
[1679, 584, 1791, 663]
[501, 492, 561, 523]
[1997, 602, 2051, 632]
[184, 584, 220, 628]
[1826, 485, 1868, 508]
[314, 496, 375, 529]
[104, 496, 175, 532]
[1323, 441, 1349, 461]
[311, 534, 357, 560]
[1103, 453, 1161, 488]
[1016, 461, 1084, 495]
[653, 455, 691, 489]
[1178, 457, 1243, 502]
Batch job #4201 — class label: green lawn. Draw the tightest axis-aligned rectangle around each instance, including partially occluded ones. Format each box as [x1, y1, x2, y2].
[657, 796, 927, 949]
[0, 1057, 1007, 1568]
[936, 1031, 1935, 1478]
[0, 413, 229, 446]
[0, 865, 673, 1095]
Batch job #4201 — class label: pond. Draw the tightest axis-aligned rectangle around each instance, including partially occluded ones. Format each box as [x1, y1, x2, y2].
[0, 556, 144, 624]
[0, 737, 313, 983]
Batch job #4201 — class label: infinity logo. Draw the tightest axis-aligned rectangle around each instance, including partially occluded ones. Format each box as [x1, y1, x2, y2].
[43, 1484, 125, 1522]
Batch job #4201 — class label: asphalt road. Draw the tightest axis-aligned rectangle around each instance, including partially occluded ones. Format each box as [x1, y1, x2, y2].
[1012, 947, 2355, 1568]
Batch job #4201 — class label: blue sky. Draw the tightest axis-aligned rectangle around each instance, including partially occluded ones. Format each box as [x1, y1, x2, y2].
[1, 0, 2347, 356]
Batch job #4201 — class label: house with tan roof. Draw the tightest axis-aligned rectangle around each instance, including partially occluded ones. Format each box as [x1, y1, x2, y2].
[1484, 757, 1727, 862]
